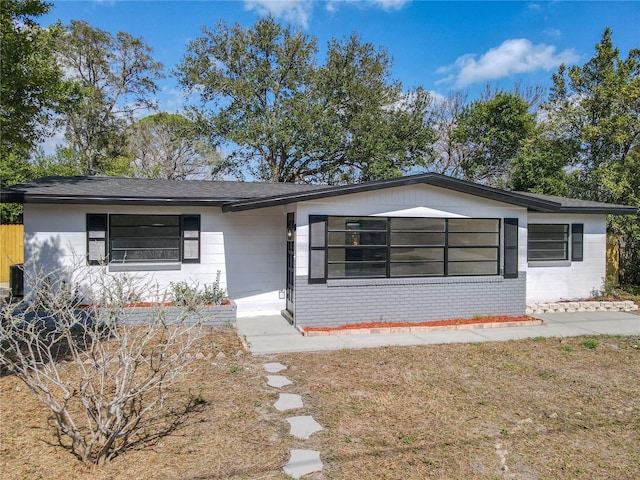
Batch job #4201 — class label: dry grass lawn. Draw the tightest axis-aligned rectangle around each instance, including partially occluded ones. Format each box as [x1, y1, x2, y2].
[1, 328, 639, 479]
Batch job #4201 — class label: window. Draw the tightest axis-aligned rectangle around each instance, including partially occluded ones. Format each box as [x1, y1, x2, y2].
[527, 224, 569, 261]
[86, 214, 201, 265]
[310, 215, 501, 281]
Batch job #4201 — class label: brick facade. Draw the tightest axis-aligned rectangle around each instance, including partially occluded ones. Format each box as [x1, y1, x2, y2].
[293, 274, 526, 327]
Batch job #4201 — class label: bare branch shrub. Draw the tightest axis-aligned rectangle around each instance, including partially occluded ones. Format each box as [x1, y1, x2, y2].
[0, 262, 209, 465]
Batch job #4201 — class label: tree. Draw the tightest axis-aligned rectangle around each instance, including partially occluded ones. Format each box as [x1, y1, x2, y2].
[128, 113, 221, 180]
[56, 20, 164, 175]
[509, 133, 574, 197]
[451, 92, 537, 186]
[0, 262, 211, 465]
[177, 16, 435, 183]
[546, 28, 640, 185]
[538, 28, 640, 283]
[429, 91, 468, 176]
[0, 0, 69, 222]
[0, 0, 66, 156]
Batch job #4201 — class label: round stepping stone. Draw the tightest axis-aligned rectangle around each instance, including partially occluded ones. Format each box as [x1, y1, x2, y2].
[283, 449, 323, 479]
[274, 393, 303, 411]
[266, 375, 293, 389]
[263, 362, 287, 373]
[286, 415, 323, 440]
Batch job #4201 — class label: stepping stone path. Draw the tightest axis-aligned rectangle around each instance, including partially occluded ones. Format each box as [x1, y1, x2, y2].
[274, 393, 303, 412]
[262, 362, 323, 479]
[286, 415, 323, 440]
[283, 449, 323, 479]
[266, 375, 293, 388]
[263, 362, 287, 373]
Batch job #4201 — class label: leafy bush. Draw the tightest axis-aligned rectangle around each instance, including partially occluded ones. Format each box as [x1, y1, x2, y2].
[171, 271, 226, 308]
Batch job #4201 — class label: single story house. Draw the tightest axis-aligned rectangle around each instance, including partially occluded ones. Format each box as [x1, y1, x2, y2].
[2, 173, 635, 328]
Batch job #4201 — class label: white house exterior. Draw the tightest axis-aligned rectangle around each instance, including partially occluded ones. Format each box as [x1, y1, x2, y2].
[3, 174, 635, 327]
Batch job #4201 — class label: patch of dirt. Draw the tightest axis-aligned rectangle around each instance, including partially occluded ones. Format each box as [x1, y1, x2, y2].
[1, 329, 639, 479]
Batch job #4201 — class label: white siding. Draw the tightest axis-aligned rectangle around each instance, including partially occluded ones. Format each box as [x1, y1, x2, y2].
[525, 213, 607, 302]
[23, 204, 288, 316]
[294, 184, 528, 278]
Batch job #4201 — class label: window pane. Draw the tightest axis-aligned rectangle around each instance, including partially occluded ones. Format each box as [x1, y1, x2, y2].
[111, 226, 180, 238]
[310, 219, 326, 248]
[448, 248, 498, 262]
[328, 247, 387, 262]
[328, 262, 386, 278]
[111, 248, 180, 262]
[328, 217, 386, 231]
[528, 249, 568, 261]
[390, 218, 445, 231]
[448, 233, 499, 246]
[390, 232, 445, 246]
[309, 250, 325, 279]
[391, 248, 444, 262]
[448, 262, 498, 275]
[111, 237, 180, 249]
[328, 231, 386, 246]
[111, 215, 179, 227]
[183, 239, 199, 260]
[390, 262, 444, 276]
[448, 219, 499, 232]
[88, 240, 106, 262]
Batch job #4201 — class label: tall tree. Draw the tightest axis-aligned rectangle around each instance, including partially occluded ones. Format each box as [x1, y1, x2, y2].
[451, 92, 537, 186]
[544, 27, 640, 201]
[177, 17, 435, 183]
[0, 0, 69, 223]
[0, 0, 66, 156]
[128, 113, 221, 180]
[536, 28, 640, 283]
[56, 20, 164, 175]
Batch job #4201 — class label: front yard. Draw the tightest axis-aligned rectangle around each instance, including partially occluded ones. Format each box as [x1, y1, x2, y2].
[1, 329, 638, 479]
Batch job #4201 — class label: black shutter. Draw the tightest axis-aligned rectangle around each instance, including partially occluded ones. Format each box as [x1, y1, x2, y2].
[181, 215, 201, 263]
[87, 214, 108, 265]
[571, 224, 584, 262]
[503, 218, 518, 279]
[308, 215, 327, 283]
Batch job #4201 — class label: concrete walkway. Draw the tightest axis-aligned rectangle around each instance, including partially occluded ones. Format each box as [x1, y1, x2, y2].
[237, 311, 640, 355]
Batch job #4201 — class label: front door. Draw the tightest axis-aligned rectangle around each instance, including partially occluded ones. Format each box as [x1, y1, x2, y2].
[286, 212, 295, 318]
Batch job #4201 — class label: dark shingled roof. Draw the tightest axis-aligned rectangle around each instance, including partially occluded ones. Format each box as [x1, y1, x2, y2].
[1, 174, 636, 215]
[0, 176, 325, 206]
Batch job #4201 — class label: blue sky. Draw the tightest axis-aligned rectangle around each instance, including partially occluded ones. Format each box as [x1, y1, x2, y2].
[41, 0, 639, 112]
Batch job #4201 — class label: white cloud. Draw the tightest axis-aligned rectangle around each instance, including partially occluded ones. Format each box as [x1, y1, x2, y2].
[369, 0, 410, 11]
[244, 0, 314, 28]
[436, 38, 578, 88]
[326, 0, 410, 13]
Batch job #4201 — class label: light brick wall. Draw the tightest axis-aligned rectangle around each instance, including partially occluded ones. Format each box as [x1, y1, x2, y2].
[293, 273, 526, 327]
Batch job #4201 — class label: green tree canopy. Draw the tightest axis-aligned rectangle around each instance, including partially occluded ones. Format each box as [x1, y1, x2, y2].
[177, 16, 435, 183]
[0, 0, 66, 157]
[451, 92, 537, 187]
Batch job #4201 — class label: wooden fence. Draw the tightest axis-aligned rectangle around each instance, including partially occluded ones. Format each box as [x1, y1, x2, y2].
[0, 224, 24, 283]
[606, 234, 620, 285]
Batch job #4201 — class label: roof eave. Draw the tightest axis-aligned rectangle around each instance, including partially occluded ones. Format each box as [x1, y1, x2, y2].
[3, 194, 236, 207]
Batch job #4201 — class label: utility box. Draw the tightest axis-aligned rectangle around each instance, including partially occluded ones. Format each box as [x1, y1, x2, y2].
[9, 264, 24, 297]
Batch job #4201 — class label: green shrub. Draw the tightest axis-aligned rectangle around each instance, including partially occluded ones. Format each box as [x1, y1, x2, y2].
[171, 271, 227, 308]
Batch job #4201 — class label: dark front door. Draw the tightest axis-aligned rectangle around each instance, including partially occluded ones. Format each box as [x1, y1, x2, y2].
[286, 213, 295, 317]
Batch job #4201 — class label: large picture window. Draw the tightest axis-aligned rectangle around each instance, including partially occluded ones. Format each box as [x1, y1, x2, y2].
[86, 214, 200, 265]
[310, 215, 501, 281]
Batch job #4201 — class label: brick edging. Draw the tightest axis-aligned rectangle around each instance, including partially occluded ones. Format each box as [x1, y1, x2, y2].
[299, 319, 544, 337]
[526, 300, 638, 314]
